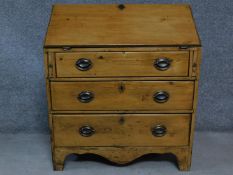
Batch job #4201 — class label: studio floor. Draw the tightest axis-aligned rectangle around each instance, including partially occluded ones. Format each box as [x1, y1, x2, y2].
[0, 132, 232, 175]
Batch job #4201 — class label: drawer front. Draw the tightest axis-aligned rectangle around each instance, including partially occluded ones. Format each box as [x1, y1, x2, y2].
[55, 51, 190, 77]
[53, 114, 190, 147]
[51, 81, 194, 111]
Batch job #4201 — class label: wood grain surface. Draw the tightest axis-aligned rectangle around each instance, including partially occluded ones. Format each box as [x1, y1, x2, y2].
[45, 4, 200, 47]
[55, 51, 190, 77]
[52, 146, 191, 171]
[53, 114, 190, 147]
[51, 81, 194, 111]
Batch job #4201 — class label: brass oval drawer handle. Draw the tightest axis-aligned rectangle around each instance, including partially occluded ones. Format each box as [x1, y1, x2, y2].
[154, 58, 171, 71]
[78, 91, 94, 103]
[79, 125, 95, 137]
[151, 125, 167, 137]
[153, 91, 169, 103]
[76, 58, 92, 71]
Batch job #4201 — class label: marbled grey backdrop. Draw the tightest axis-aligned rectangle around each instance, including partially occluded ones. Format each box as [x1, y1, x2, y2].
[0, 0, 232, 133]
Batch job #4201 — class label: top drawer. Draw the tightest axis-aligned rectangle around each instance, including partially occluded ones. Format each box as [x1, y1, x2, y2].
[55, 51, 190, 78]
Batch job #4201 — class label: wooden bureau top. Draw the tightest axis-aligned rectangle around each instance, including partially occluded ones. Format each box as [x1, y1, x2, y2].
[44, 4, 201, 47]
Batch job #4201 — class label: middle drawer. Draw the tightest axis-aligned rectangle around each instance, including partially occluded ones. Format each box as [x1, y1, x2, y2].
[51, 81, 194, 111]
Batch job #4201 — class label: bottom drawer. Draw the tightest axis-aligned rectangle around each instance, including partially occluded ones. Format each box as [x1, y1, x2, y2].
[53, 114, 191, 147]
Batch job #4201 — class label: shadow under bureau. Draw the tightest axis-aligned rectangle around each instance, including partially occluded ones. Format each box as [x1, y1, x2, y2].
[44, 4, 201, 171]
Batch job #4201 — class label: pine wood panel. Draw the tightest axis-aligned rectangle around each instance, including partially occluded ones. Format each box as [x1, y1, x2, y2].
[50, 77, 196, 81]
[52, 146, 191, 171]
[44, 51, 52, 129]
[44, 46, 198, 52]
[44, 4, 200, 47]
[51, 81, 194, 111]
[53, 114, 190, 147]
[50, 110, 193, 114]
[55, 51, 190, 77]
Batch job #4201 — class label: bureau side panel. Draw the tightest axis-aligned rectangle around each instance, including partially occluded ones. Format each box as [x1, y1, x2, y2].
[190, 47, 202, 147]
[44, 50, 55, 129]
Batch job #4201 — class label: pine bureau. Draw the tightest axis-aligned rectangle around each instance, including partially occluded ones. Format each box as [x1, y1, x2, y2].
[44, 4, 201, 171]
